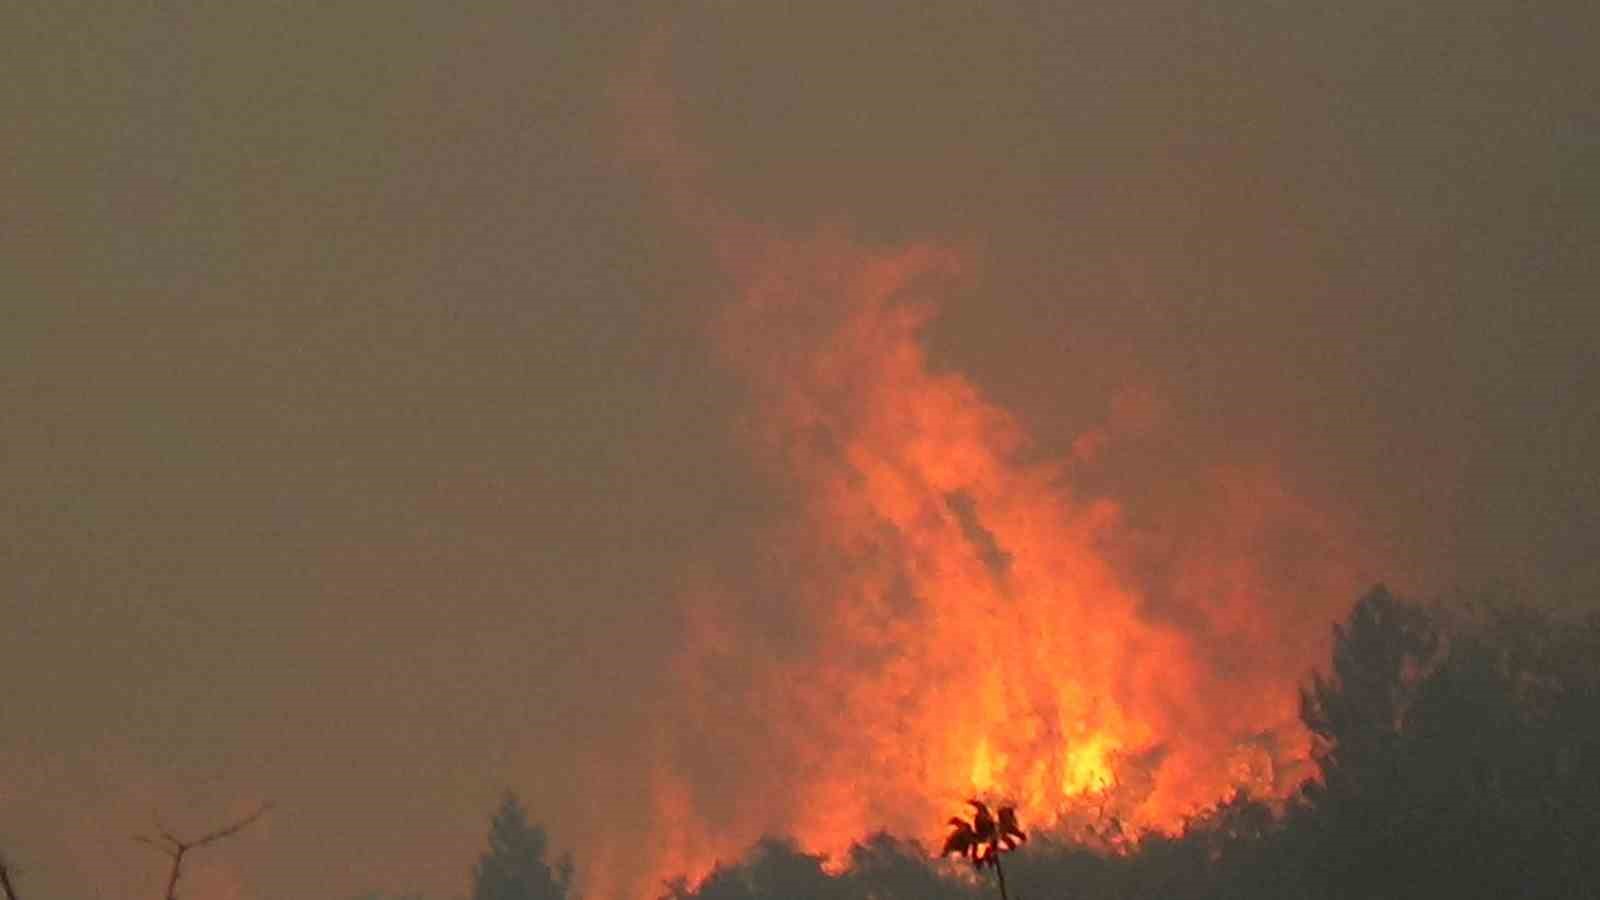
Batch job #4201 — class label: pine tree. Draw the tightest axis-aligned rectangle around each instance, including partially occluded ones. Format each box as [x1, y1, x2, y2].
[471, 792, 574, 900]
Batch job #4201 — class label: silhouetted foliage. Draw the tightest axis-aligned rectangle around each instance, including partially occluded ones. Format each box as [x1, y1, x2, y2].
[1299, 585, 1438, 800]
[660, 838, 846, 900]
[1287, 589, 1600, 899]
[1293, 585, 1440, 897]
[840, 833, 970, 900]
[940, 801, 1025, 900]
[472, 792, 574, 900]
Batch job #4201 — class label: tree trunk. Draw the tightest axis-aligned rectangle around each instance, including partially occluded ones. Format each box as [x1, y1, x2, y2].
[993, 854, 1011, 900]
[163, 851, 184, 900]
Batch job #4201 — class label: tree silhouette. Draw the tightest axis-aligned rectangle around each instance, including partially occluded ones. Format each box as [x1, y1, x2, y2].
[472, 792, 573, 900]
[1291, 586, 1600, 899]
[1299, 584, 1438, 805]
[940, 800, 1024, 900]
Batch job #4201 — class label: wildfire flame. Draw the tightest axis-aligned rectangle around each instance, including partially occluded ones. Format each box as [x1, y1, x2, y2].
[584, 35, 1374, 899]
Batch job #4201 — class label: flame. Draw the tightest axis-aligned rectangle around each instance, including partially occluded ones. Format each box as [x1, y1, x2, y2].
[586, 36, 1373, 898]
[625, 230, 1363, 886]
[1062, 733, 1116, 797]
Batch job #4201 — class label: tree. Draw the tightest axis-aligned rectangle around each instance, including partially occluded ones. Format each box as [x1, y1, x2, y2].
[1294, 586, 1600, 899]
[1298, 584, 1437, 807]
[940, 801, 1025, 900]
[472, 792, 573, 900]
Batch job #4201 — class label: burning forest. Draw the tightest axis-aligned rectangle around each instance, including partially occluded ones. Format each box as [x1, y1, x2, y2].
[584, 36, 1383, 897]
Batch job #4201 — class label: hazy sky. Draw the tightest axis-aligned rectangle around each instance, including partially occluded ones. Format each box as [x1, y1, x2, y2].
[4, 3, 1597, 899]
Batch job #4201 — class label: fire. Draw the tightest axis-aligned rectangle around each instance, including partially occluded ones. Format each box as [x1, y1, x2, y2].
[634, 229, 1355, 879]
[1062, 733, 1116, 797]
[969, 737, 997, 792]
[589, 38, 1372, 899]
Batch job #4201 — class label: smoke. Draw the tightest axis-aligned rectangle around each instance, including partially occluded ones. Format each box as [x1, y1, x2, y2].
[5, 5, 1595, 900]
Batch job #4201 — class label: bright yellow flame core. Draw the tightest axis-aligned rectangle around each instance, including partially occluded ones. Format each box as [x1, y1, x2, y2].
[969, 737, 997, 791]
[1063, 734, 1118, 797]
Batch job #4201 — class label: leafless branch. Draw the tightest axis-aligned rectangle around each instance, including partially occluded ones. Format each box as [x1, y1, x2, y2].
[188, 803, 271, 851]
[134, 803, 272, 900]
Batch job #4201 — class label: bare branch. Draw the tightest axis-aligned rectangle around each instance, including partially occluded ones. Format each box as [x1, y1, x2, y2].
[188, 803, 273, 851]
[134, 803, 272, 900]
[132, 835, 179, 858]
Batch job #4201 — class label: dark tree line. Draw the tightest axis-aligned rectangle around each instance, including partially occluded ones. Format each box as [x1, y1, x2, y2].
[657, 585, 1600, 900]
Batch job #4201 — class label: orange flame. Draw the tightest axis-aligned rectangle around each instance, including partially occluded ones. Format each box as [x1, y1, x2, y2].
[630, 231, 1360, 886]
[586, 36, 1374, 899]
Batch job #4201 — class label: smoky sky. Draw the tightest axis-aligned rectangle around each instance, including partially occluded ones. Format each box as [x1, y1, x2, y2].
[4, 2, 1597, 899]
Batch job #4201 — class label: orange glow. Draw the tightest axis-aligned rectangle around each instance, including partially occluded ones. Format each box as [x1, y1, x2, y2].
[617, 230, 1367, 892]
[1062, 733, 1116, 797]
[594, 40, 1373, 899]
